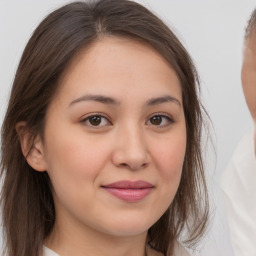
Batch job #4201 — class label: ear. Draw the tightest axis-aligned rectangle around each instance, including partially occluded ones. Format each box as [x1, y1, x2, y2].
[15, 121, 47, 172]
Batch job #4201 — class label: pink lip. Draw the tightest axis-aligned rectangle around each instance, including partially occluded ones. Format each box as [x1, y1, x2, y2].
[101, 180, 154, 202]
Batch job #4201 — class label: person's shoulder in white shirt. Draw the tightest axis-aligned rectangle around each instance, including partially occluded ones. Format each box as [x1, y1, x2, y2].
[221, 130, 256, 256]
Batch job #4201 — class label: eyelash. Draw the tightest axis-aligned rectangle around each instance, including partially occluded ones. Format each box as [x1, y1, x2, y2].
[146, 114, 174, 127]
[80, 113, 174, 128]
[81, 113, 112, 127]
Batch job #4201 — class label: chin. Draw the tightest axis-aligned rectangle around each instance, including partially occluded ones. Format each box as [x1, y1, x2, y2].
[98, 218, 153, 237]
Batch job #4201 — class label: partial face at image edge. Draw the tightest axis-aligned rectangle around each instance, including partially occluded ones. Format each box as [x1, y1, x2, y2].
[242, 32, 256, 154]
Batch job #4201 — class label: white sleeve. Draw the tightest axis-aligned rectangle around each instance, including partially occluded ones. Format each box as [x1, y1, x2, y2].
[221, 131, 256, 256]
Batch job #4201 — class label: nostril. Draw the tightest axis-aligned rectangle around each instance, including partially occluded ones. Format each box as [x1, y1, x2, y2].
[120, 163, 128, 168]
[141, 163, 148, 168]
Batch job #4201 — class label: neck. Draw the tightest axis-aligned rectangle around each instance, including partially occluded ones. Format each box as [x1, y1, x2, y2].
[44, 217, 148, 256]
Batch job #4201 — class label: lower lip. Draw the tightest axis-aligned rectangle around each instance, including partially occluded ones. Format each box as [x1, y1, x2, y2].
[102, 187, 153, 202]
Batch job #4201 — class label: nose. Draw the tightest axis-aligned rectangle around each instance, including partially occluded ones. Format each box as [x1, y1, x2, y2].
[111, 125, 151, 171]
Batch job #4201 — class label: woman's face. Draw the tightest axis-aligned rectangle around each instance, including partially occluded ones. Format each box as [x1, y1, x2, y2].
[41, 37, 186, 238]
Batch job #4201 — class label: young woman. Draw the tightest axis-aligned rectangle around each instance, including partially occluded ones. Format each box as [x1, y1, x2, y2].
[0, 1, 209, 256]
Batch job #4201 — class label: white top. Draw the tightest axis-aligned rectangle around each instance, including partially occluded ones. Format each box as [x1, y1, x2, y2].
[43, 241, 190, 256]
[43, 246, 59, 256]
[221, 131, 256, 256]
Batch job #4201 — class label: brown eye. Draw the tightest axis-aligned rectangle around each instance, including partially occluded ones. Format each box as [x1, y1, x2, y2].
[88, 116, 102, 126]
[150, 115, 162, 125]
[82, 115, 111, 127]
[147, 114, 173, 127]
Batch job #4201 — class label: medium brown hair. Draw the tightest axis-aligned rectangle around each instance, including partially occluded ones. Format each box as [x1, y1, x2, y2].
[1, 1, 209, 255]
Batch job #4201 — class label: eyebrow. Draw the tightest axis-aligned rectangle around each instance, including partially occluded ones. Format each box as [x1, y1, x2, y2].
[69, 94, 181, 107]
[69, 94, 120, 106]
[145, 95, 182, 107]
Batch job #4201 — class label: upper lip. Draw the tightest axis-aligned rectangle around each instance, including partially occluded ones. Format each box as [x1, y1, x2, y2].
[101, 180, 154, 189]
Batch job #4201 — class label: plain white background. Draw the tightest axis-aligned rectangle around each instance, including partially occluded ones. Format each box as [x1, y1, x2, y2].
[0, 0, 255, 255]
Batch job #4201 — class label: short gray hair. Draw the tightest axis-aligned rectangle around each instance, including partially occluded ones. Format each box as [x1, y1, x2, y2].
[245, 9, 256, 39]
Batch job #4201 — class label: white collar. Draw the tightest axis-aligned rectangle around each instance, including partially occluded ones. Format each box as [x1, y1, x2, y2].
[43, 246, 60, 256]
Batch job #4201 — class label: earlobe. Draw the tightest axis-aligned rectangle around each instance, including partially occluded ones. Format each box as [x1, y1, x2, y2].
[15, 122, 47, 172]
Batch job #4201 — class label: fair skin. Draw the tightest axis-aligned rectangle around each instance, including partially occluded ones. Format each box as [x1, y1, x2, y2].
[242, 32, 256, 153]
[18, 37, 186, 256]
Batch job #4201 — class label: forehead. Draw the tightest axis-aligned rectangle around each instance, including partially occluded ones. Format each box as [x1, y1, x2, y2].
[52, 36, 182, 106]
[67, 36, 172, 73]
[60, 37, 179, 86]
[244, 32, 256, 54]
[243, 34, 256, 70]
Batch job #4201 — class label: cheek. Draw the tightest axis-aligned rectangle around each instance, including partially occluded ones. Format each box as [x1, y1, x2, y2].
[242, 69, 256, 120]
[149, 131, 186, 215]
[44, 128, 111, 183]
[43, 130, 113, 212]
[153, 129, 186, 202]
[152, 133, 186, 180]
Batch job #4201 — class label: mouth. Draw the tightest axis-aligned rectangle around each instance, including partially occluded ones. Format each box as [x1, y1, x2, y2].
[101, 180, 154, 202]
